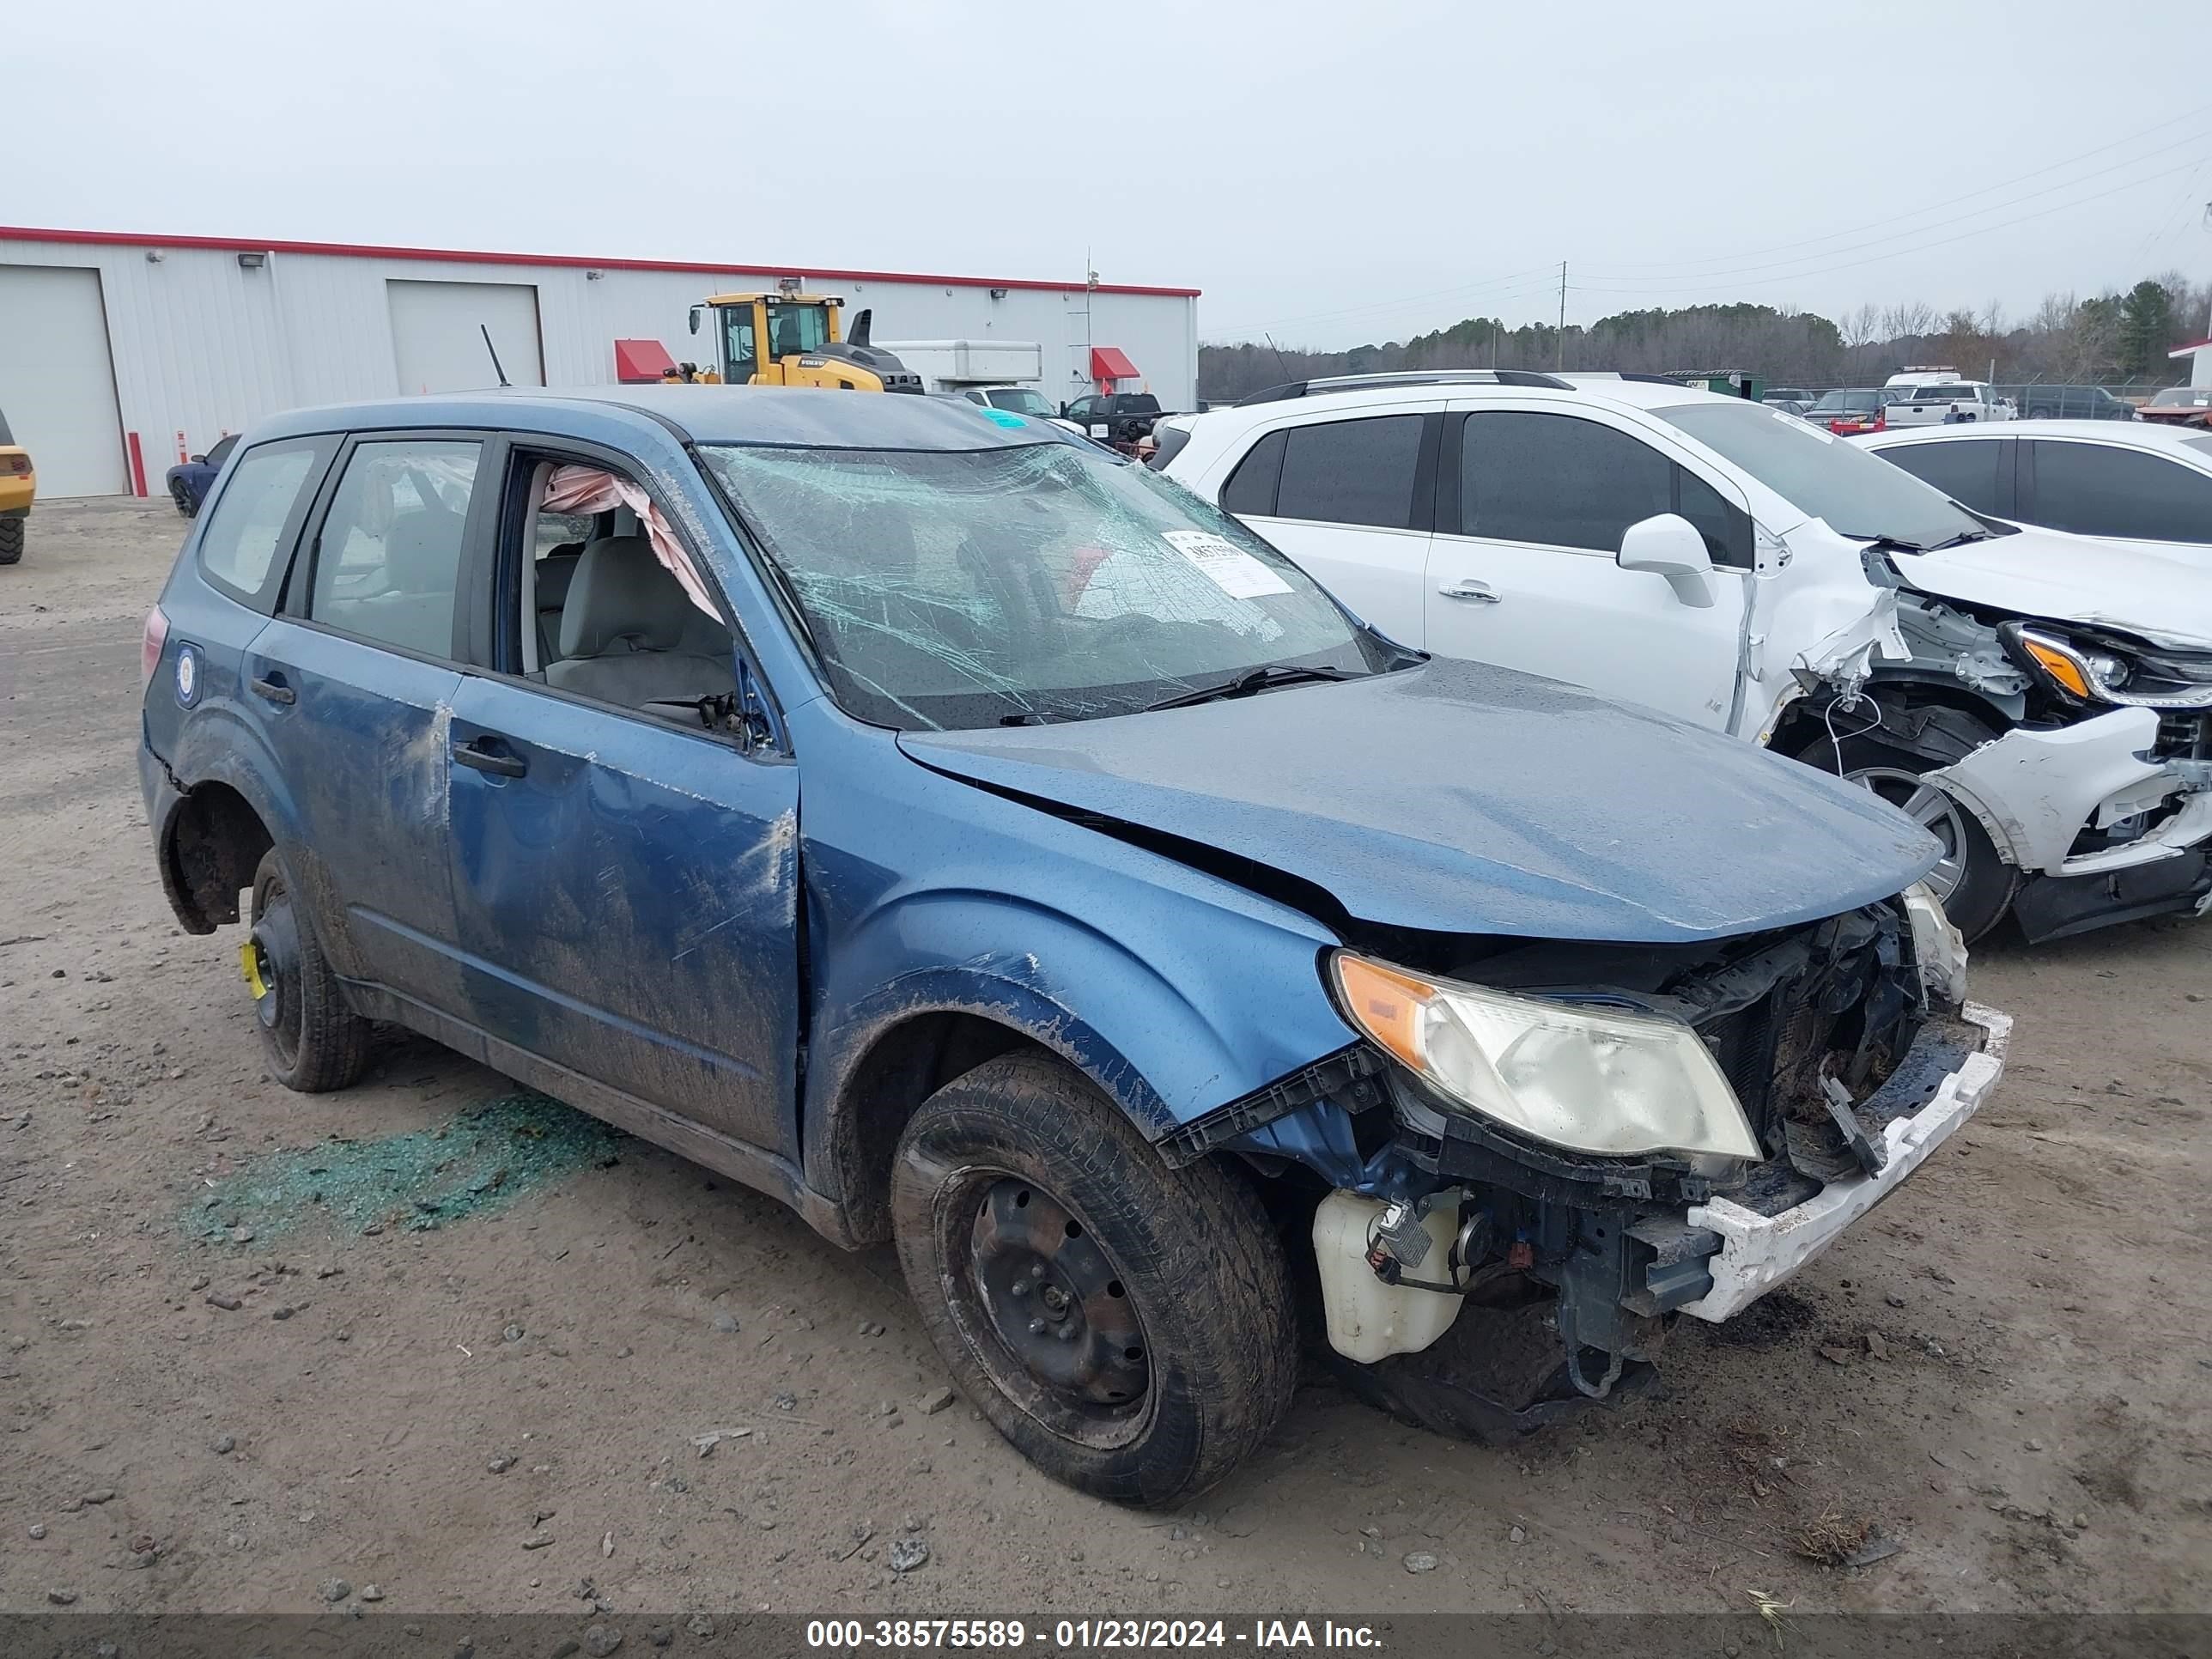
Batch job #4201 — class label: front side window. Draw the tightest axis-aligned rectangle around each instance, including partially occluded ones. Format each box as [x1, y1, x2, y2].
[308, 439, 480, 657]
[204, 433, 240, 469]
[1878, 439, 2006, 516]
[1460, 411, 1669, 552]
[984, 388, 1057, 417]
[723, 310, 758, 380]
[763, 301, 831, 359]
[196, 438, 331, 609]
[1274, 414, 1424, 530]
[2031, 441, 2212, 544]
[1654, 402, 1990, 548]
[700, 441, 1389, 730]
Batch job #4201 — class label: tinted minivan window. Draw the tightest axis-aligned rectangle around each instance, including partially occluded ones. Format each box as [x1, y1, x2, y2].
[308, 440, 481, 657]
[2031, 440, 2212, 544]
[196, 439, 331, 609]
[1461, 411, 1670, 552]
[1879, 439, 2006, 516]
[1274, 415, 1424, 529]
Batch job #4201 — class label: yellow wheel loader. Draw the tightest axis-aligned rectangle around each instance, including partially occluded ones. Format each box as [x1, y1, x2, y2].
[686, 294, 922, 392]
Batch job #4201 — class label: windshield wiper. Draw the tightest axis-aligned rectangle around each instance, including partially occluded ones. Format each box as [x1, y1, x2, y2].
[1919, 529, 1998, 550]
[1139, 664, 1358, 714]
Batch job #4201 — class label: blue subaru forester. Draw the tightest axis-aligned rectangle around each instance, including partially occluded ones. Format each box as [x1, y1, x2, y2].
[138, 386, 2006, 1504]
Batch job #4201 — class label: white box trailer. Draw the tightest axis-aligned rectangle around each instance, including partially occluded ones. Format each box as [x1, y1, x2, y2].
[875, 339, 1044, 393]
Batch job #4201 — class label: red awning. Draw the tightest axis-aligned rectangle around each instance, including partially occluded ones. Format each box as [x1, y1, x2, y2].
[614, 337, 678, 383]
[1091, 345, 1140, 383]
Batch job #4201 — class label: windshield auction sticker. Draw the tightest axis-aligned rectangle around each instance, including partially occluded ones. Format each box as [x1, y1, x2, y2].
[1162, 530, 1293, 599]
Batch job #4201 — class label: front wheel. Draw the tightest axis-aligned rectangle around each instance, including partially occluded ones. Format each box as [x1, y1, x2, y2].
[890, 1053, 1298, 1506]
[0, 516, 21, 566]
[171, 480, 196, 518]
[1798, 732, 2018, 941]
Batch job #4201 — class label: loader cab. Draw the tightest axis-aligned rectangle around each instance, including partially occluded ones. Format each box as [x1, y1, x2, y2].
[694, 293, 842, 386]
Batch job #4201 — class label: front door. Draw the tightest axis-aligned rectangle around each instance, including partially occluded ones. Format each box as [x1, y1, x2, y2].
[440, 447, 799, 1153]
[246, 433, 486, 1001]
[1425, 406, 1749, 729]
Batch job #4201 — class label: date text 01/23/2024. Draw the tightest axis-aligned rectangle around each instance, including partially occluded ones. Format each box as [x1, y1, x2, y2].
[805, 1620, 1384, 1650]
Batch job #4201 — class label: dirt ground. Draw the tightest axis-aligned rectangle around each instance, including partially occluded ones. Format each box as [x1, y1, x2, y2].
[3, 496, 2208, 1621]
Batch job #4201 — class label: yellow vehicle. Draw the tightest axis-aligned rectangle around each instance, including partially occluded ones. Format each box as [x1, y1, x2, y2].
[685, 294, 922, 393]
[0, 404, 32, 567]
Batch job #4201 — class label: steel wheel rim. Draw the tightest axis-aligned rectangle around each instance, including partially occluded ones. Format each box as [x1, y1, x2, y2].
[250, 896, 301, 1067]
[940, 1169, 1152, 1448]
[1847, 766, 1967, 901]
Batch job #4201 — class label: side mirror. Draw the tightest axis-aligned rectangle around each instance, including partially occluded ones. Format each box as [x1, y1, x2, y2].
[190, 453, 206, 465]
[1618, 513, 1716, 608]
[687, 306, 702, 337]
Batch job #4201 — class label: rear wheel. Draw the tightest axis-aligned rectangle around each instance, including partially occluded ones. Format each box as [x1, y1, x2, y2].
[890, 1052, 1298, 1506]
[246, 848, 373, 1092]
[1799, 732, 2017, 941]
[0, 516, 21, 566]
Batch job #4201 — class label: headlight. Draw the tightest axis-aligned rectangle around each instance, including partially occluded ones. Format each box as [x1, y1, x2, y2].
[1330, 953, 1760, 1161]
[2013, 626, 2210, 709]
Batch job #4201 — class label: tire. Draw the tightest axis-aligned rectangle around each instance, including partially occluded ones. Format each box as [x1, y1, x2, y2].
[246, 848, 373, 1092]
[890, 1052, 1298, 1506]
[0, 517, 21, 566]
[171, 480, 196, 519]
[1796, 730, 2017, 942]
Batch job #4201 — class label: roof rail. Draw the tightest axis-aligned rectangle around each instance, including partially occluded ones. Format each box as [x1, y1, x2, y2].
[1233, 368, 1573, 407]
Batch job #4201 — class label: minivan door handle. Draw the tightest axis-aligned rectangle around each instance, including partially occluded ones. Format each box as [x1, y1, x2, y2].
[1437, 578, 1501, 603]
[453, 737, 528, 779]
[248, 673, 296, 705]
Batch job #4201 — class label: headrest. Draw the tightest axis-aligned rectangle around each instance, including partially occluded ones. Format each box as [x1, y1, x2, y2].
[559, 536, 694, 658]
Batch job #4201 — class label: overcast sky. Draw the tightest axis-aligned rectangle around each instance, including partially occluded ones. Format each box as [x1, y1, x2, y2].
[17, 0, 2211, 348]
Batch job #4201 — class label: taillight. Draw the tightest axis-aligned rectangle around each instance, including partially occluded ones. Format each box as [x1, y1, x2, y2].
[142, 605, 170, 689]
[3, 454, 29, 475]
[1871, 411, 1887, 432]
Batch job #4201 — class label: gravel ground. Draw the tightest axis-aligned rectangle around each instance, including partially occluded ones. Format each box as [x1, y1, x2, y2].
[2, 496, 2208, 1620]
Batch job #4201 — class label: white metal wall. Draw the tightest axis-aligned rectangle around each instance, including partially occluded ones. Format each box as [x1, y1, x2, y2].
[386, 279, 545, 393]
[0, 264, 128, 496]
[0, 235, 1200, 495]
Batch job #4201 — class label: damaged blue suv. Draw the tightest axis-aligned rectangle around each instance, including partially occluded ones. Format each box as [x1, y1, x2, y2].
[138, 387, 2008, 1504]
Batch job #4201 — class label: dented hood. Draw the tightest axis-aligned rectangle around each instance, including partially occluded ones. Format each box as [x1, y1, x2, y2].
[1895, 527, 2212, 649]
[898, 658, 1939, 944]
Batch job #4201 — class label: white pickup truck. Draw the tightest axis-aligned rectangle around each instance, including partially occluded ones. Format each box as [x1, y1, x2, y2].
[1883, 369, 2016, 427]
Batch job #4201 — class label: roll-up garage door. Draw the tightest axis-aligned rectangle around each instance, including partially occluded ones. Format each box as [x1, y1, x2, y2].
[387, 279, 545, 396]
[0, 265, 128, 497]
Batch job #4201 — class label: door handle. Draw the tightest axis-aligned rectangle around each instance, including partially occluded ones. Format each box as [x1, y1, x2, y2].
[453, 737, 527, 779]
[248, 674, 295, 705]
[1437, 579, 1501, 603]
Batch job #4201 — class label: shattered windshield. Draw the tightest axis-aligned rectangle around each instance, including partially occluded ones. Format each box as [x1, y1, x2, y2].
[701, 441, 1392, 730]
[1654, 401, 1991, 548]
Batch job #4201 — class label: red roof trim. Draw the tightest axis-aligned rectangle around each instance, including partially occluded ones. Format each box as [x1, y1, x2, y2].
[0, 225, 1201, 299]
[2168, 337, 2211, 357]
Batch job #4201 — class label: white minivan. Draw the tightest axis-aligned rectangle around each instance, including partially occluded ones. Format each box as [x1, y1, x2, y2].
[1162, 371, 2212, 942]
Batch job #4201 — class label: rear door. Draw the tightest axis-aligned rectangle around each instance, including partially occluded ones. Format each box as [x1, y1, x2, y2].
[440, 438, 799, 1155]
[244, 432, 488, 1002]
[2020, 438, 2212, 547]
[1425, 404, 1749, 728]
[1218, 409, 1438, 646]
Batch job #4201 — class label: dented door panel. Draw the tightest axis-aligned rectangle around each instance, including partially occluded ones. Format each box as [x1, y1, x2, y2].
[442, 675, 799, 1154]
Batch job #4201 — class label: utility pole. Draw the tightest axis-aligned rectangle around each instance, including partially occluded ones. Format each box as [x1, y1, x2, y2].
[1556, 261, 1568, 370]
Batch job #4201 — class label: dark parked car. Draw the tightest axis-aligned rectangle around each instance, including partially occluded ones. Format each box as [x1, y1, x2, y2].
[166, 433, 238, 517]
[137, 386, 1995, 1504]
[1995, 385, 2137, 421]
[1061, 391, 1165, 447]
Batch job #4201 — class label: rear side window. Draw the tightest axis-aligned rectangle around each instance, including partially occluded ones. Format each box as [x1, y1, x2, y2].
[1879, 440, 2006, 515]
[1462, 411, 1670, 552]
[308, 439, 482, 657]
[1274, 415, 1424, 529]
[2030, 441, 2212, 544]
[195, 438, 332, 610]
[1220, 428, 1287, 515]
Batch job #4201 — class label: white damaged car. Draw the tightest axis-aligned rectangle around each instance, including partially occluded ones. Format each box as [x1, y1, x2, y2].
[1160, 372, 2212, 941]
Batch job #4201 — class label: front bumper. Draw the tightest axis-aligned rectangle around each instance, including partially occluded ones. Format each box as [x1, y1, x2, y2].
[1679, 1000, 2009, 1322]
[1931, 708, 2212, 880]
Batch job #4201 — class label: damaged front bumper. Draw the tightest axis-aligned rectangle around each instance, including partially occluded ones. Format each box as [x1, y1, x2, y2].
[1679, 1000, 2008, 1321]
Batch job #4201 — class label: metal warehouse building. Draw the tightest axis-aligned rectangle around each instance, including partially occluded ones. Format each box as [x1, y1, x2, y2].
[0, 227, 1200, 499]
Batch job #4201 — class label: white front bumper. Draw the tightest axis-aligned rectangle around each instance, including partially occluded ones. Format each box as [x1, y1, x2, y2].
[1676, 1001, 2011, 1322]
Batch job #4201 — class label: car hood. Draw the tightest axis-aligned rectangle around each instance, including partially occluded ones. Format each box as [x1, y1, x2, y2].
[1893, 526, 2212, 649]
[897, 658, 1939, 945]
